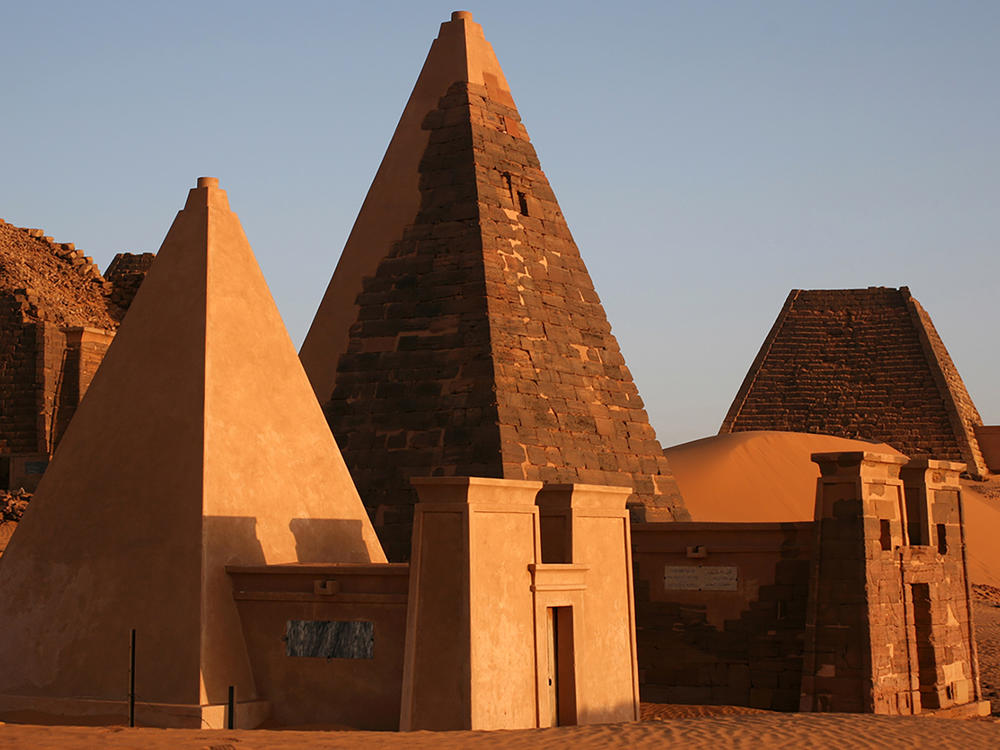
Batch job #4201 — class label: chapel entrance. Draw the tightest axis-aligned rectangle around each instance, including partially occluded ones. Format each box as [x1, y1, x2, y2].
[545, 606, 577, 726]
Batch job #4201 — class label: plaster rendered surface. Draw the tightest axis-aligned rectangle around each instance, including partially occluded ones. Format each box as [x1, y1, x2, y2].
[401, 477, 638, 731]
[0, 178, 383, 726]
[299, 11, 508, 398]
[229, 563, 409, 730]
[537, 484, 639, 723]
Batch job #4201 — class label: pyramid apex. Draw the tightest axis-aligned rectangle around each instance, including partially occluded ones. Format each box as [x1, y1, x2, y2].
[450, 10, 473, 22]
[185, 175, 229, 210]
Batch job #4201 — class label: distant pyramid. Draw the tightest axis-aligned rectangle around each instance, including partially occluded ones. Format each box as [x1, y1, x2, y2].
[721, 287, 988, 478]
[300, 11, 687, 560]
[0, 178, 384, 726]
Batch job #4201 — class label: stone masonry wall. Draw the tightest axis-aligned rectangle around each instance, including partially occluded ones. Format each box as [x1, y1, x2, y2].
[633, 522, 812, 711]
[0, 219, 134, 489]
[906, 298, 987, 477]
[898, 460, 980, 711]
[105, 252, 155, 312]
[722, 288, 986, 477]
[634, 454, 982, 716]
[326, 81, 686, 560]
[802, 453, 982, 714]
[469, 81, 685, 519]
[0, 299, 42, 457]
[324, 84, 503, 560]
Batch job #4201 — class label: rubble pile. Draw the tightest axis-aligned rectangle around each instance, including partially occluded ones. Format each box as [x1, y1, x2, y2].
[0, 489, 29, 523]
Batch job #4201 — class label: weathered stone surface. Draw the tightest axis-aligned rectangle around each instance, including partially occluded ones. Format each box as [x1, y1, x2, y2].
[801, 453, 983, 714]
[722, 287, 988, 478]
[104, 251, 155, 311]
[307, 16, 687, 561]
[0, 220, 142, 488]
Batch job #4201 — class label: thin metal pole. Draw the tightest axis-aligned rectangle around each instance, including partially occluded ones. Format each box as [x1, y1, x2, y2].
[128, 628, 136, 727]
[227, 685, 235, 730]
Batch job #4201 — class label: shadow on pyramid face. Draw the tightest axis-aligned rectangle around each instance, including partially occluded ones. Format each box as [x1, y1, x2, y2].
[289, 518, 367, 563]
[204, 515, 266, 565]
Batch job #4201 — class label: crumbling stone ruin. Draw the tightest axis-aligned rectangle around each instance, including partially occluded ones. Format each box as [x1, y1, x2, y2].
[300, 12, 687, 560]
[105, 251, 155, 310]
[0, 219, 153, 491]
[634, 451, 987, 716]
[0, 490, 28, 523]
[721, 287, 990, 478]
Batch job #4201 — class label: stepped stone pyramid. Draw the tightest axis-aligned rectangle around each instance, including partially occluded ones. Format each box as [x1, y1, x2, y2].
[721, 287, 988, 478]
[0, 178, 384, 726]
[300, 11, 687, 560]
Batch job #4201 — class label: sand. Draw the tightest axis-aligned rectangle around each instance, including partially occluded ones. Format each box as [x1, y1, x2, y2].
[975, 602, 1000, 711]
[1, 711, 998, 749]
[663, 431, 903, 523]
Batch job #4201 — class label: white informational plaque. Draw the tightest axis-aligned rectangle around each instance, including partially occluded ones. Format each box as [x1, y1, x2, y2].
[663, 565, 739, 591]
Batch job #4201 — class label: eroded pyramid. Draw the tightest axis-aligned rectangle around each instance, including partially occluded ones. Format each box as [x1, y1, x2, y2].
[721, 287, 988, 478]
[300, 12, 688, 560]
[0, 177, 384, 725]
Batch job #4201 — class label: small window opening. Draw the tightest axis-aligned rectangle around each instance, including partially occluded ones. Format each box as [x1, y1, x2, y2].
[904, 485, 931, 546]
[776, 600, 787, 620]
[517, 191, 529, 216]
[879, 519, 892, 551]
[501, 171, 516, 207]
[945, 684, 954, 700]
[936, 524, 948, 555]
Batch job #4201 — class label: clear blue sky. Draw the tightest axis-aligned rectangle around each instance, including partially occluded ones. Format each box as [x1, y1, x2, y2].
[2, 1, 997, 447]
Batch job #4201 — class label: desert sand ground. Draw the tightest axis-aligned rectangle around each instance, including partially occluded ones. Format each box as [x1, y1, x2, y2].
[1, 709, 999, 749]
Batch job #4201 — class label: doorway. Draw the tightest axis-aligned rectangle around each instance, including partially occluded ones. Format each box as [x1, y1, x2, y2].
[545, 606, 577, 726]
[911, 583, 939, 708]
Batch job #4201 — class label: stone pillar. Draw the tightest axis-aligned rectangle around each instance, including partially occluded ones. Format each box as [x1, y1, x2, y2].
[800, 451, 913, 714]
[899, 458, 984, 711]
[400, 477, 543, 731]
[54, 327, 115, 447]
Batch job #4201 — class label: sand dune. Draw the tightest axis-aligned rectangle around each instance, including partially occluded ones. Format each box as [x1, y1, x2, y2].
[964, 481, 1000, 588]
[664, 431, 901, 523]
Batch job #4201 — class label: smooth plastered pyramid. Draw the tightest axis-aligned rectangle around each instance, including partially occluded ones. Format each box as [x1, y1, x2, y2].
[300, 12, 689, 560]
[0, 178, 384, 726]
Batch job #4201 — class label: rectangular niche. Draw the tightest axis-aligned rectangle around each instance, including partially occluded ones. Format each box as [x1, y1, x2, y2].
[285, 620, 374, 659]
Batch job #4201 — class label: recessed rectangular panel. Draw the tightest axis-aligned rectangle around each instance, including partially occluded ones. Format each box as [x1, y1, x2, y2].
[285, 620, 374, 659]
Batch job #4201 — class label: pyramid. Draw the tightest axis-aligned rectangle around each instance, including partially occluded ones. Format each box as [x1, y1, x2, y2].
[721, 287, 989, 478]
[0, 177, 384, 726]
[0, 219, 122, 490]
[300, 11, 688, 560]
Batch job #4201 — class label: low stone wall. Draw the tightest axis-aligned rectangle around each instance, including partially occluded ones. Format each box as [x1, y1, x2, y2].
[633, 521, 813, 710]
